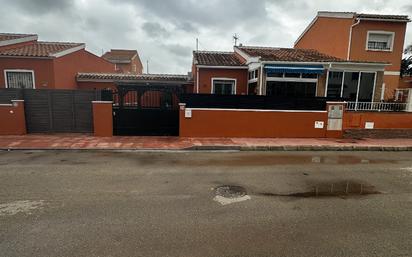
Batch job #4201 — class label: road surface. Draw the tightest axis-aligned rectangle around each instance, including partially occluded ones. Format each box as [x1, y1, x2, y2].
[0, 150, 411, 257]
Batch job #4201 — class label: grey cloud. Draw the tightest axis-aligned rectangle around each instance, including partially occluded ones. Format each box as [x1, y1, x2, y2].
[8, 0, 74, 14]
[164, 43, 192, 57]
[142, 22, 170, 38]
[0, 0, 411, 74]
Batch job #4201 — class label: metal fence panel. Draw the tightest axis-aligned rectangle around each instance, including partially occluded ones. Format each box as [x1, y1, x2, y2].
[0, 88, 23, 103]
[24, 90, 52, 133]
[1, 88, 99, 133]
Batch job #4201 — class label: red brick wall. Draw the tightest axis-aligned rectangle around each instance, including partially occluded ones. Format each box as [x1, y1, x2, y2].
[196, 67, 248, 95]
[53, 50, 115, 89]
[180, 108, 328, 138]
[0, 100, 26, 135]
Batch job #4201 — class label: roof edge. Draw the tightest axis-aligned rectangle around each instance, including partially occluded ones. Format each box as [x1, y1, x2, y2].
[0, 34, 38, 47]
[51, 43, 85, 58]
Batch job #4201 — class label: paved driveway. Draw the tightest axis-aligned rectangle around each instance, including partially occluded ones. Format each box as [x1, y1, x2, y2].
[0, 150, 411, 257]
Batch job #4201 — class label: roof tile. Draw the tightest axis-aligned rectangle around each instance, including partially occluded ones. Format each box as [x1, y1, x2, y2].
[193, 51, 246, 66]
[102, 49, 138, 63]
[0, 41, 84, 57]
[237, 46, 346, 62]
[77, 72, 192, 83]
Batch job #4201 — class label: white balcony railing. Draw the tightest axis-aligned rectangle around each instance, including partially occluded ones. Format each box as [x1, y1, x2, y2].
[346, 102, 408, 112]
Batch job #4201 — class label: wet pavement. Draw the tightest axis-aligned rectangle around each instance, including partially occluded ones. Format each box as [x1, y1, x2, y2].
[0, 151, 412, 257]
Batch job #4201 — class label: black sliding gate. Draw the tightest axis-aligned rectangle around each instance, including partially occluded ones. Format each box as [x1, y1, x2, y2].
[109, 84, 183, 136]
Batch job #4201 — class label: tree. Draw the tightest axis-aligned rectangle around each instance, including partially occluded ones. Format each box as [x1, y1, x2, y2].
[401, 44, 412, 77]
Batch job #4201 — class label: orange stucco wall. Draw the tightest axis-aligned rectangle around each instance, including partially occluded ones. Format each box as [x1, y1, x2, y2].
[53, 50, 115, 89]
[1, 49, 114, 90]
[399, 76, 412, 89]
[0, 100, 26, 135]
[344, 112, 412, 129]
[0, 57, 55, 89]
[92, 101, 113, 137]
[195, 67, 248, 95]
[350, 20, 406, 71]
[295, 17, 353, 59]
[383, 75, 402, 100]
[180, 108, 328, 138]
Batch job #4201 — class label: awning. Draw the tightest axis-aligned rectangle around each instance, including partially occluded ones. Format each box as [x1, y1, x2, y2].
[265, 64, 324, 74]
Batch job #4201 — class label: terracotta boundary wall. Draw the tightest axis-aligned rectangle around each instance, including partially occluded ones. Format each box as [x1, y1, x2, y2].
[179, 105, 329, 138]
[344, 111, 412, 129]
[92, 101, 113, 137]
[0, 100, 26, 135]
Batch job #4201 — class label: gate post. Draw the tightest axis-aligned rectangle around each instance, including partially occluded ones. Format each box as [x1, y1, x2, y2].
[92, 101, 113, 137]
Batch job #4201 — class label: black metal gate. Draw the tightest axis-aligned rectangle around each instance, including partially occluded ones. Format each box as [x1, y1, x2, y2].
[109, 84, 183, 136]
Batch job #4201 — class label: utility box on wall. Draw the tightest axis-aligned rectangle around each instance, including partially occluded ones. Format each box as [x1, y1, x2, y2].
[327, 104, 344, 131]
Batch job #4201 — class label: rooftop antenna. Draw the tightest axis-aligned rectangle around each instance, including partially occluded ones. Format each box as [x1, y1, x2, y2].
[146, 60, 149, 74]
[196, 38, 199, 51]
[233, 33, 239, 46]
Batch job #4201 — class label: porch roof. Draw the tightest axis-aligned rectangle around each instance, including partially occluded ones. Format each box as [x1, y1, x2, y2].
[77, 72, 193, 84]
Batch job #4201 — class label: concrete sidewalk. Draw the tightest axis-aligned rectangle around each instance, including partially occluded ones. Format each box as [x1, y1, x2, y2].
[1, 134, 412, 151]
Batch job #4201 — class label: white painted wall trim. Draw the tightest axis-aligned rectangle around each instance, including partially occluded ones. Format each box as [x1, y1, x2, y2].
[384, 71, 401, 76]
[0, 35, 38, 47]
[51, 44, 85, 58]
[92, 101, 113, 104]
[197, 65, 248, 69]
[365, 31, 395, 52]
[317, 12, 355, 19]
[188, 107, 327, 113]
[4, 69, 36, 89]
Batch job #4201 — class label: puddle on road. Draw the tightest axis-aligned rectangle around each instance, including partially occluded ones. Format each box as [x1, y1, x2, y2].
[171, 154, 398, 167]
[255, 181, 380, 199]
[0, 200, 46, 216]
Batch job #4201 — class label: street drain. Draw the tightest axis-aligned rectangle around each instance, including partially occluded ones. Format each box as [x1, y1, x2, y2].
[215, 185, 247, 198]
[257, 181, 380, 198]
[213, 185, 250, 205]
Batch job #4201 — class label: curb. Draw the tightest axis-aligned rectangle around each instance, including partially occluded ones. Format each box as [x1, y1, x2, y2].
[1, 145, 412, 152]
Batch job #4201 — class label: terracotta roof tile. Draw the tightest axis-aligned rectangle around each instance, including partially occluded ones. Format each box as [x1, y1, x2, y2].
[356, 13, 410, 22]
[102, 49, 138, 63]
[77, 72, 192, 83]
[193, 51, 246, 66]
[237, 46, 346, 62]
[0, 33, 37, 42]
[0, 41, 84, 57]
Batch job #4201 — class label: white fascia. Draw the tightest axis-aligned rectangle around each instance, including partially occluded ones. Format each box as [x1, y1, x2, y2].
[51, 44, 85, 58]
[0, 35, 38, 47]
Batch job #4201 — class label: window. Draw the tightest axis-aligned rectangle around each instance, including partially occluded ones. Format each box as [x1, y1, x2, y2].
[302, 73, 318, 79]
[248, 69, 258, 80]
[284, 73, 300, 78]
[5, 70, 35, 89]
[342, 72, 359, 101]
[326, 71, 343, 98]
[266, 81, 316, 98]
[367, 31, 394, 51]
[212, 79, 235, 95]
[358, 73, 375, 102]
[326, 71, 376, 102]
[267, 72, 283, 78]
[132, 64, 137, 72]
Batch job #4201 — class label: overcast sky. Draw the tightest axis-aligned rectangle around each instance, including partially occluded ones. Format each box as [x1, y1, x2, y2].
[1, 0, 411, 74]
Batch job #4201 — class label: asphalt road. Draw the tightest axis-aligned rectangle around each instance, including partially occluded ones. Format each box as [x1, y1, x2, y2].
[0, 150, 412, 257]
